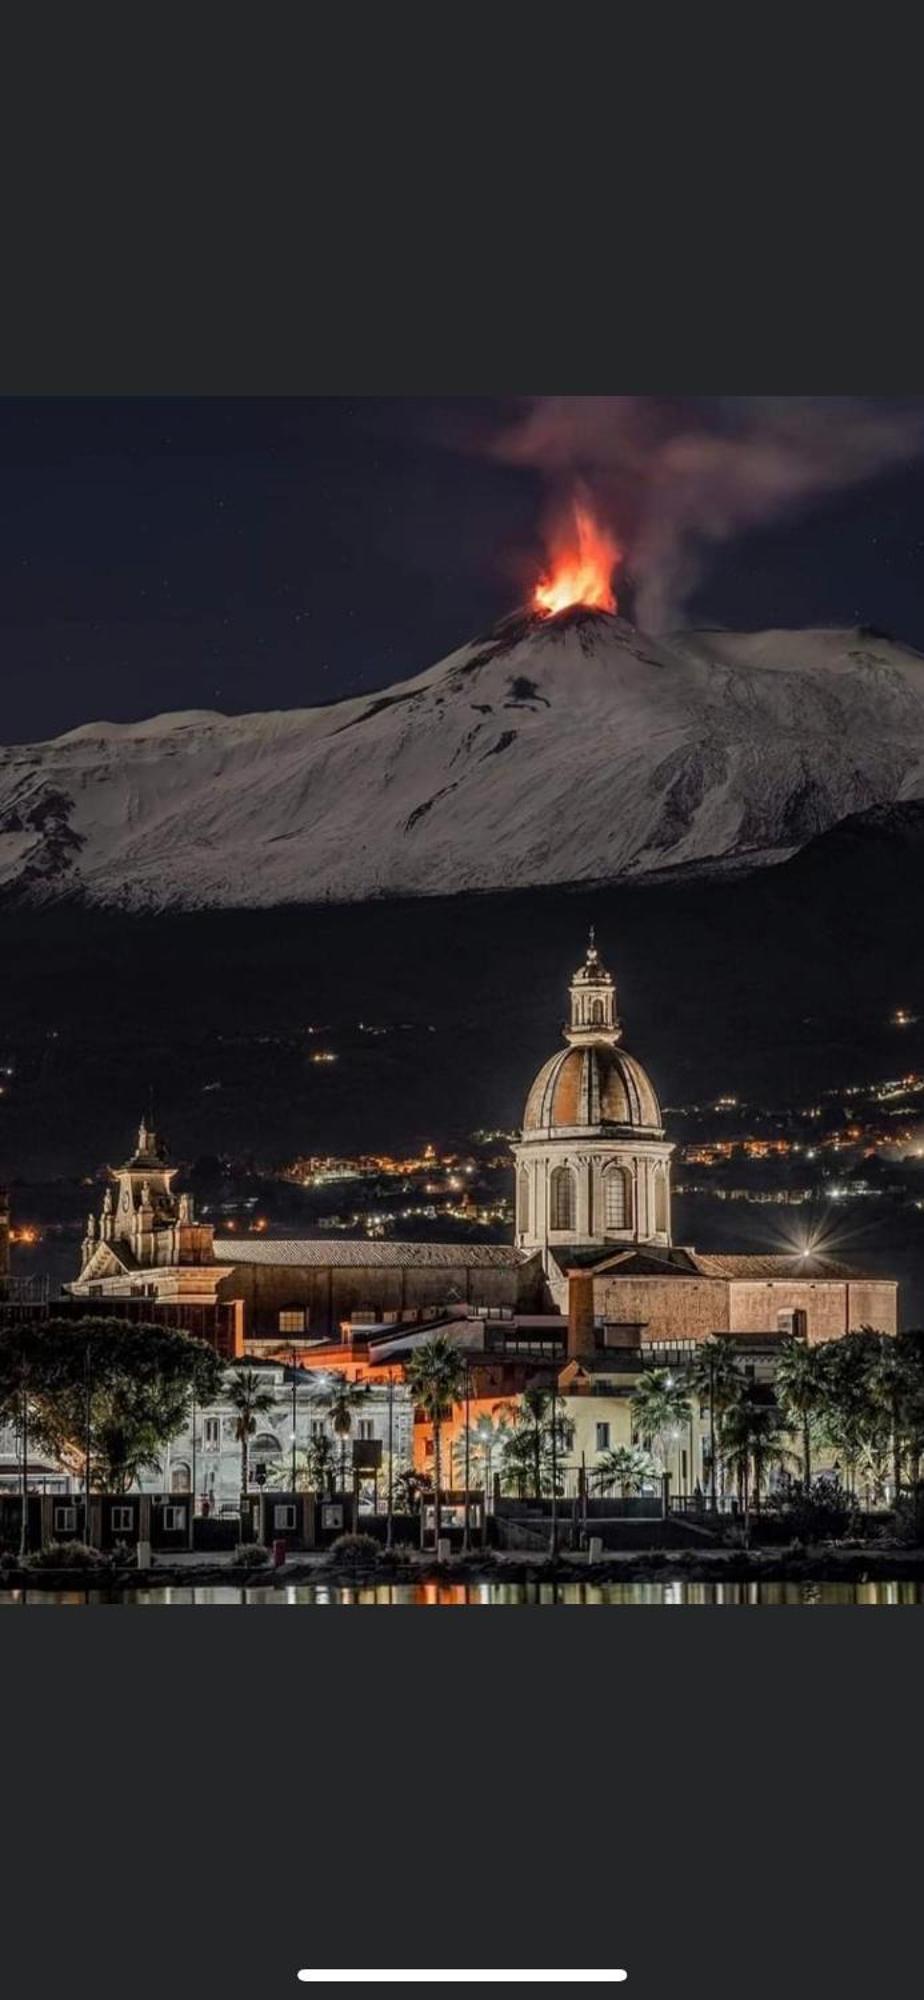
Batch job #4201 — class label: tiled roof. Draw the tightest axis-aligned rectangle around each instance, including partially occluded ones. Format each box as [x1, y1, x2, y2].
[689, 1253, 876, 1281]
[554, 1245, 884, 1282]
[214, 1237, 525, 1270]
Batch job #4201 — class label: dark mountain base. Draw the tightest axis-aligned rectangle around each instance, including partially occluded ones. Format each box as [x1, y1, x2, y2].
[2, 800, 924, 1183]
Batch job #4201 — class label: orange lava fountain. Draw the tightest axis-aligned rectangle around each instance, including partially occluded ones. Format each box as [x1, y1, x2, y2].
[533, 500, 620, 616]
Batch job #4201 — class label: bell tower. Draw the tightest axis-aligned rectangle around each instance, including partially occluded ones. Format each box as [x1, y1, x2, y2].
[75, 1118, 215, 1280]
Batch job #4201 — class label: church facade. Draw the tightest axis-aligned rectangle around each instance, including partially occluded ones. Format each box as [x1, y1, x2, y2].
[67, 936, 899, 1353]
[514, 934, 898, 1342]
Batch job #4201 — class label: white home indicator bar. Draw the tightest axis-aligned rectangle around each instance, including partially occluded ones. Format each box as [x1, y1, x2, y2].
[297, 1975, 627, 1986]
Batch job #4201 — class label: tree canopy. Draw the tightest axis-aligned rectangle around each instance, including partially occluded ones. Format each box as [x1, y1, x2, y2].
[0, 1317, 222, 1494]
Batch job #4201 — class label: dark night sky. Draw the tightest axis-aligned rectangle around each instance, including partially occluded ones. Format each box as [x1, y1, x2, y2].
[5, 396, 924, 743]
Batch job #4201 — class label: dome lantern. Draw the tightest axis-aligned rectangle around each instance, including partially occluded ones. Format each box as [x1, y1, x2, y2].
[565, 927, 621, 1045]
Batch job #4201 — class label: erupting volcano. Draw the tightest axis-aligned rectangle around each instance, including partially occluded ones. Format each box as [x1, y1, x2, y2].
[4, 608, 924, 909]
[533, 498, 620, 617]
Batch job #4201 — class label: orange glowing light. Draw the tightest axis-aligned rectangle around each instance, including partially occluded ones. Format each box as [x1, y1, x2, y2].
[533, 500, 620, 617]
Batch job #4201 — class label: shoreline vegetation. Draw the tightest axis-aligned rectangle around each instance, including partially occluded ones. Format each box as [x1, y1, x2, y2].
[7, 1542, 924, 1593]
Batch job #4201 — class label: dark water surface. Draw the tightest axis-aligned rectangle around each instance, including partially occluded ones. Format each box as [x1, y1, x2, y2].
[3, 1578, 923, 1605]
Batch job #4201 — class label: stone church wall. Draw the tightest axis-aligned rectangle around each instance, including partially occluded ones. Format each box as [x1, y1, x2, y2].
[219, 1256, 544, 1342]
[593, 1276, 730, 1341]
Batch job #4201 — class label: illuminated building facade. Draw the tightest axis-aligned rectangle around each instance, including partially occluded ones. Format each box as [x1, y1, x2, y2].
[513, 933, 673, 1264]
[64, 935, 898, 1496]
[513, 936, 898, 1341]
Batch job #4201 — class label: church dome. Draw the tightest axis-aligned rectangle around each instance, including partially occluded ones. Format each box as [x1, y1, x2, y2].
[523, 1041, 663, 1135]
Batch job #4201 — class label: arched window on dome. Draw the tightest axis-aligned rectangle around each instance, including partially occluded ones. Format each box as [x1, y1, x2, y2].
[550, 1165, 576, 1232]
[604, 1164, 631, 1231]
[654, 1168, 669, 1234]
[590, 998, 604, 1025]
[517, 1168, 530, 1236]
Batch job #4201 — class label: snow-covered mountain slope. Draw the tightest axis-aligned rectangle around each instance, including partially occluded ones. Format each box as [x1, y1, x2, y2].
[4, 609, 924, 908]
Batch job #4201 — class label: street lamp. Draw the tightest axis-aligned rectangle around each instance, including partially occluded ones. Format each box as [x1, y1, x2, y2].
[84, 1339, 93, 1548]
[290, 1348, 298, 1500]
[189, 1392, 196, 1553]
[386, 1372, 395, 1552]
[549, 1377, 559, 1559]
[463, 1356, 471, 1554]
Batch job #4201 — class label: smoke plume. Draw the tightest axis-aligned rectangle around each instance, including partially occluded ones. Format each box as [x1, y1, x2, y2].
[489, 396, 924, 631]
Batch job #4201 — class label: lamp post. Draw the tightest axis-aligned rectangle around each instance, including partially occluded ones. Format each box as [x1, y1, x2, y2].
[84, 1339, 93, 1548]
[290, 1348, 298, 1500]
[549, 1382, 558, 1560]
[18, 1370, 29, 1562]
[462, 1357, 471, 1553]
[386, 1372, 395, 1552]
[189, 1392, 196, 1552]
[708, 1343, 717, 1512]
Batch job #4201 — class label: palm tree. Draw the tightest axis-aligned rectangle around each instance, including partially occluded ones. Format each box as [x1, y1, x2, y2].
[452, 1410, 511, 1511]
[594, 1443, 657, 1498]
[500, 1423, 536, 1499]
[520, 1385, 551, 1498]
[684, 1338, 742, 1507]
[817, 1327, 883, 1498]
[868, 1332, 912, 1505]
[499, 1407, 571, 1499]
[856, 1437, 890, 1510]
[225, 1369, 276, 1501]
[392, 1466, 433, 1516]
[326, 1374, 371, 1493]
[719, 1388, 797, 1532]
[272, 1435, 336, 1499]
[405, 1337, 467, 1547]
[775, 1336, 828, 1490]
[630, 1368, 691, 1484]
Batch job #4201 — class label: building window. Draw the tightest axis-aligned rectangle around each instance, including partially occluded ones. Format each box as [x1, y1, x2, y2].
[654, 1169, 669, 1234]
[604, 1165, 630, 1231]
[111, 1505, 134, 1532]
[171, 1463, 191, 1494]
[517, 1168, 530, 1235]
[357, 1419, 374, 1440]
[278, 1310, 307, 1334]
[252, 1434, 282, 1473]
[595, 1422, 610, 1452]
[550, 1165, 576, 1232]
[273, 1504, 297, 1531]
[163, 1505, 186, 1531]
[203, 1417, 221, 1450]
[310, 1419, 325, 1439]
[54, 1505, 77, 1533]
